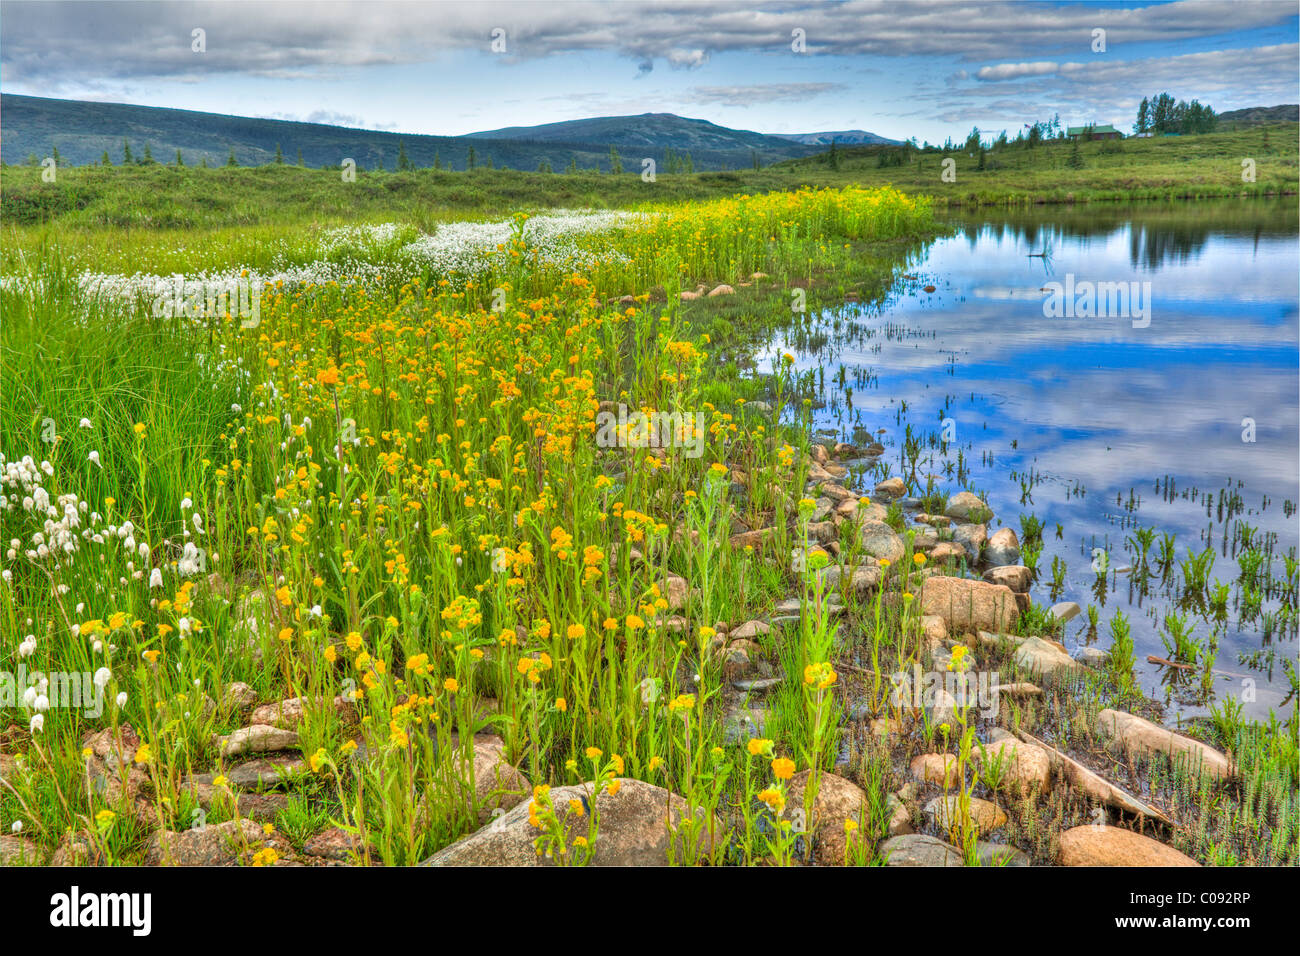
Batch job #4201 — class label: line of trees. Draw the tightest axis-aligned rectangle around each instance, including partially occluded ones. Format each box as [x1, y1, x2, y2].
[30, 137, 695, 174]
[1135, 93, 1217, 135]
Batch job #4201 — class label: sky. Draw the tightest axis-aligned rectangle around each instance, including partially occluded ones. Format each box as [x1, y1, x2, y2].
[1, 0, 1297, 144]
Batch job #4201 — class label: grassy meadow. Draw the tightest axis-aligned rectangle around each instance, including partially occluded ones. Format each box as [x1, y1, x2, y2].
[1, 130, 1297, 868]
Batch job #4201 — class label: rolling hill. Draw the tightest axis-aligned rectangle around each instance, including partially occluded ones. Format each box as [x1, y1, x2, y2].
[1216, 104, 1299, 130]
[773, 129, 899, 146]
[0, 95, 823, 171]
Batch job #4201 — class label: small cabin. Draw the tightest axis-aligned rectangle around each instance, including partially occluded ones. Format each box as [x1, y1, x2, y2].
[1066, 123, 1122, 141]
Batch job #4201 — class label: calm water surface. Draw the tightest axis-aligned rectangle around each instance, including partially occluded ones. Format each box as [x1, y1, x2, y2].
[776, 199, 1299, 720]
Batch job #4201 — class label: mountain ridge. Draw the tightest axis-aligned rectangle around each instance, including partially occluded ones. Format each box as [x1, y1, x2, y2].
[1, 95, 843, 171]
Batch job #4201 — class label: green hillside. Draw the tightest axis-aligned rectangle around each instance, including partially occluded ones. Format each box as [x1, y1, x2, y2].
[0, 95, 818, 172]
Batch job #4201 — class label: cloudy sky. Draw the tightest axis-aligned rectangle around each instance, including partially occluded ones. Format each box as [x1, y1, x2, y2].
[2, 0, 1297, 142]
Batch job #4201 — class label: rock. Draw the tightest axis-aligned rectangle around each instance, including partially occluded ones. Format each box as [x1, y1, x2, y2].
[730, 527, 774, 551]
[249, 695, 358, 730]
[952, 522, 987, 561]
[979, 843, 1030, 866]
[810, 444, 829, 465]
[303, 826, 374, 863]
[0, 835, 41, 865]
[723, 705, 770, 745]
[422, 778, 719, 866]
[810, 496, 833, 521]
[911, 753, 961, 787]
[785, 770, 869, 865]
[886, 794, 913, 836]
[223, 682, 258, 712]
[49, 832, 102, 866]
[190, 755, 307, 790]
[984, 528, 1021, 567]
[1013, 636, 1084, 678]
[181, 778, 290, 822]
[805, 521, 837, 544]
[919, 614, 948, 651]
[729, 620, 772, 641]
[975, 729, 1052, 796]
[722, 644, 755, 681]
[661, 576, 690, 611]
[983, 565, 1032, 593]
[915, 513, 952, 528]
[880, 833, 964, 866]
[929, 542, 967, 563]
[732, 676, 783, 693]
[1076, 647, 1110, 668]
[918, 575, 1017, 634]
[1016, 729, 1171, 824]
[992, 681, 1043, 698]
[819, 563, 881, 594]
[1050, 601, 1082, 622]
[442, 735, 531, 826]
[145, 819, 264, 866]
[859, 521, 905, 563]
[944, 492, 989, 522]
[1096, 709, 1233, 780]
[80, 724, 150, 816]
[217, 724, 301, 758]
[910, 529, 942, 553]
[874, 477, 907, 500]
[868, 716, 908, 737]
[707, 283, 734, 297]
[924, 795, 1007, 833]
[1058, 825, 1199, 867]
[679, 290, 701, 301]
[819, 482, 858, 503]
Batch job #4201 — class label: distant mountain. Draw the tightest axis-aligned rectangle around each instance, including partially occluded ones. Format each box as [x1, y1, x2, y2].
[0, 96, 820, 171]
[467, 113, 815, 155]
[1216, 104, 1299, 130]
[773, 130, 900, 146]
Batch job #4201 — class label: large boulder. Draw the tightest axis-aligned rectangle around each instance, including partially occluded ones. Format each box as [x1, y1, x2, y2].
[421, 778, 719, 866]
[1096, 710, 1233, 780]
[918, 575, 1017, 634]
[1058, 826, 1199, 867]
